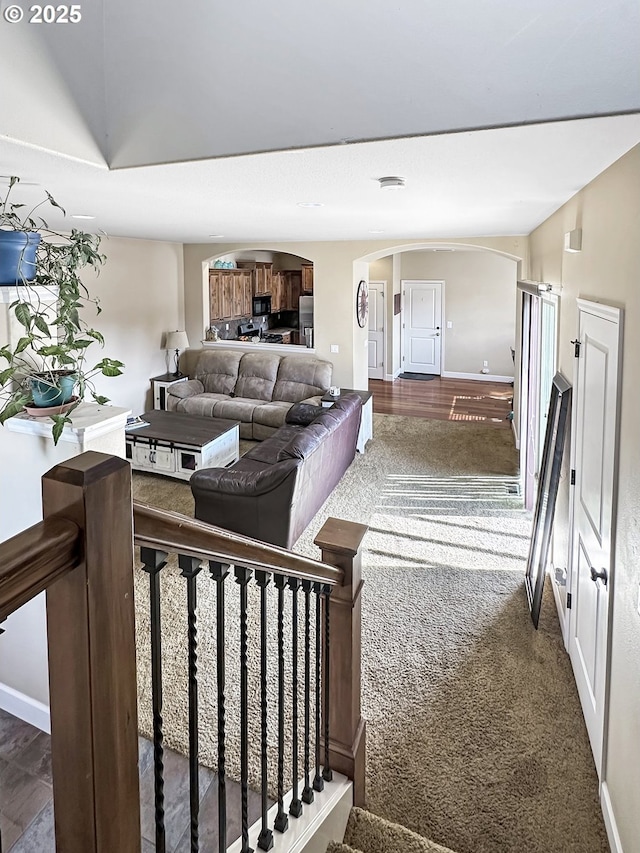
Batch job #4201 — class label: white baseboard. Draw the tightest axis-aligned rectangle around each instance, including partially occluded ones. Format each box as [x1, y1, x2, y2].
[549, 567, 568, 648]
[601, 781, 623, 853]
[511, 418, 519, 449]
[0, 682, 50, 733]
[442, 371, 514, 383]
[384, 368, 402, 382]
[227, 772, 352, 853]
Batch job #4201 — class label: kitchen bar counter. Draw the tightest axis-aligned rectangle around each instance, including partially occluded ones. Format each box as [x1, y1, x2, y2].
[201, 340, 315, 355]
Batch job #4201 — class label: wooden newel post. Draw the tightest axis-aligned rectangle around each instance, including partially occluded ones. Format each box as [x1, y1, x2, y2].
[314, 517, 367, 808]
[42, 451, 141, 853]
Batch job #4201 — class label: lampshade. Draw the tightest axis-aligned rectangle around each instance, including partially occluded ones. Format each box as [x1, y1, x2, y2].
[165, 330, 189, 351]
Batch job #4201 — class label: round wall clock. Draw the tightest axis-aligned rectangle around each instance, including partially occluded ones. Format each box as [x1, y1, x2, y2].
[356, 279, 368, 328]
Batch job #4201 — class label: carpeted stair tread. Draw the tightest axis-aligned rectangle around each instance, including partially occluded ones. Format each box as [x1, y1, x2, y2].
[344, 807, 458, 853]
[325, 842, 364, 853]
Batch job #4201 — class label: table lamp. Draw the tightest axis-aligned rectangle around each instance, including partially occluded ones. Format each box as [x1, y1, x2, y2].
[166, 330, 189, 376]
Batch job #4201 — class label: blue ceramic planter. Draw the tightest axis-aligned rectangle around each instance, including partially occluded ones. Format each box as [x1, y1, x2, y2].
[30, 373, 76, 408]
[0, 231, 41, 285]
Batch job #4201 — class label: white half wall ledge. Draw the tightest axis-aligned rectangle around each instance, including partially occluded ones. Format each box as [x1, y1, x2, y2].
[441, 371, 514, 383]
[0, 682, 50, 734]
[6, 402, 130, 445]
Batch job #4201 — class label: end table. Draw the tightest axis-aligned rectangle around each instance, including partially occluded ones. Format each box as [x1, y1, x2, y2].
[151, 373, 189, 410]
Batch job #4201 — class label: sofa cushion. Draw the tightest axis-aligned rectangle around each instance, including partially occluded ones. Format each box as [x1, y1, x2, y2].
[277, 422, 331, 460]
[195, 350, 243, 395]
[233, 352, 282, 401]
[252, 401, 292, 430]
[176, 393, 230, 417]
[211, 397, 260, 423]
[244, 425, 304, 464]
[272, 356, 332, 403]
[285, 402, 325, 426]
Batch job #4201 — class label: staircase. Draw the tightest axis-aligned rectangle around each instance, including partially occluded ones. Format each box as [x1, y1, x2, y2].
[327, 807, 457, 853]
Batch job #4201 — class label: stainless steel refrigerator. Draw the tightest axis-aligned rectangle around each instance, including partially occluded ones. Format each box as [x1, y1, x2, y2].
[299, 295, 314, 347]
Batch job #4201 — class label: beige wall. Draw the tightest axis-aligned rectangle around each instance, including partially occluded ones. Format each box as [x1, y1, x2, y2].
[82, 236, 185, 413]
[0, 235, 183, 715]
[400, 250, 518, 377]
[528, 144, 640, 852]
[184, 237, 525, 389]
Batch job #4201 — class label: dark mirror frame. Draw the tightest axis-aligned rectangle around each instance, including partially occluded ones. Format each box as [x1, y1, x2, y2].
[525, 371, 572, 628]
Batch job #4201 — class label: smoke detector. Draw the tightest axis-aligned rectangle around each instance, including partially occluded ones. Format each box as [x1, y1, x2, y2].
[378, 176, 406, 191]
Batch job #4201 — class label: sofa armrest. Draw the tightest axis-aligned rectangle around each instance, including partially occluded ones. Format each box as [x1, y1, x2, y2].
[167, 379, 204, 399]
[191, 458, 300, 497]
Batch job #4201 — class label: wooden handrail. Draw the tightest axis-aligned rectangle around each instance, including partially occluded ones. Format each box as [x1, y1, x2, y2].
[133, 501, 344, 586]
[0, 516, 81, 622]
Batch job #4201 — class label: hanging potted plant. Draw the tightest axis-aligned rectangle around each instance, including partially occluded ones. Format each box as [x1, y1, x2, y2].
[0, 176, 124, 443]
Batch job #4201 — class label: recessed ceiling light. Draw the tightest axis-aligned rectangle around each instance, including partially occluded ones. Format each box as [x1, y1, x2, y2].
[369, 229, 385, 234]
[297, 202, 324, 208]
[378, 176, 406, 190]
[433, 248, 455, 252]
[71, 214, 96, 220]
[209, 234, 224, 238]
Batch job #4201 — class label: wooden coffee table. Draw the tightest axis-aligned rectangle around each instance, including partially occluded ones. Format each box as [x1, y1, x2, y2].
[126, 410, 239, 481]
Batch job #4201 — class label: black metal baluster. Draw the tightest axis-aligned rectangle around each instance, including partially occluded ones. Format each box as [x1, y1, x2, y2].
[235, 566, 254, 853]
[255, 571, 274, 851]
[209, 561, 230, 853]
[273, 574, 289, 833]
[179, 554, 203, 853]
[141, 546, 168, 853]
[301, 579, 314, 804]
[288, 576, 302, 817]
[322, 584, 333, 783]
[313, 583, 324, 793]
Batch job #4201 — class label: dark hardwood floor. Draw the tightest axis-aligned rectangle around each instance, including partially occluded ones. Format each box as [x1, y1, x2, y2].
[0, 708, 260, 852]
[369, 376, 513, 428]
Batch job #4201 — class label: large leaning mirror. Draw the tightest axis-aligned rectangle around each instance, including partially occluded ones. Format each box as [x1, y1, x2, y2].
[525, 372, 572, 628]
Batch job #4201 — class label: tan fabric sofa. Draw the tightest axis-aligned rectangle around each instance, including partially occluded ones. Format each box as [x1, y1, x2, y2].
[166, 349, 333, 439]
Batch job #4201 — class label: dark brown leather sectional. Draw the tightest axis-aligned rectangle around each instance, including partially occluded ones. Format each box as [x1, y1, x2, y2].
[190, 393, 362, 548]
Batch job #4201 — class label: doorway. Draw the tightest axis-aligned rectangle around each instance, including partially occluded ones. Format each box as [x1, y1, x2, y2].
[368, 281, 385, 380]
[402, 281, 443, 375]
[519, 287, 558, 511]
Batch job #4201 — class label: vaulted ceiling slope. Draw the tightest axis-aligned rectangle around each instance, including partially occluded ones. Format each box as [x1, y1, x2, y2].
[2, 0, 639, 168]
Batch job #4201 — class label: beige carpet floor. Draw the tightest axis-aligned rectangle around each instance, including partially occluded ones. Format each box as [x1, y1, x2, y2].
[132, 414, 609, 853]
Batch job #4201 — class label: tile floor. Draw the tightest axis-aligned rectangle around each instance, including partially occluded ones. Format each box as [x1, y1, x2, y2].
[0, 708, 262, 852]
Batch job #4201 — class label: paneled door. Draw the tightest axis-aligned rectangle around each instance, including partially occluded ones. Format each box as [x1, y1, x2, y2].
[402, 281, 442, 374]
[368, 281, 385, 380]
[568, 299, 622, 777]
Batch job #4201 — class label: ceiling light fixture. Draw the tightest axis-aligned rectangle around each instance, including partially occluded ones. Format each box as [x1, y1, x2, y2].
[209, 234, 224, 238]
[369, 229, 385, 234]
[71, 214, 96, 220]
[297, 202, 324, 208]
[378, 176, 405, 191]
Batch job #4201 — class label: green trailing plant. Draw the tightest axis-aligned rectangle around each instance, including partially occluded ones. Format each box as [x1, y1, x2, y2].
[0, 177, 124, 443]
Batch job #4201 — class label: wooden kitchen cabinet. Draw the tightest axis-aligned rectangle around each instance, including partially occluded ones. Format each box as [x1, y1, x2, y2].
[237, 261, 272, 296]
[301, 263, 314, 294]
[209, 269, 252, 322]
[283, 270, 302, 311]
[271, 271, 285, 312]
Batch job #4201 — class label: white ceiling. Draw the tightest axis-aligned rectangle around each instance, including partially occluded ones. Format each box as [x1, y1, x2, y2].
[1, 116, 639, 243]
[0, 0, 639, 243]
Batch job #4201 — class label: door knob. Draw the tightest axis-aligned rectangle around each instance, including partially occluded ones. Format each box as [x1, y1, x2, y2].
[435, 332, 440, 336]
[590, 566, 608, 587]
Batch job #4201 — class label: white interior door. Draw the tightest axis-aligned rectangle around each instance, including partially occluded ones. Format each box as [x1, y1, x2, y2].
[368, 281, 385, 380]
[568, 300, 622, 777]
[402, 281, 442, 374]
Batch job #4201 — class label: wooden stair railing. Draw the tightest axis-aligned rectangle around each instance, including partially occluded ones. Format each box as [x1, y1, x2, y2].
[0, 451, 366, 853]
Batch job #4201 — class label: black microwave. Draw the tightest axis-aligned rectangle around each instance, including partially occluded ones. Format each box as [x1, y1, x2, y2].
[252, 294, 271, 316]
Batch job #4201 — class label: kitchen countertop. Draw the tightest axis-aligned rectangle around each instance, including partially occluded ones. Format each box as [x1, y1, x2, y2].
[202, 340, 314, 355]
